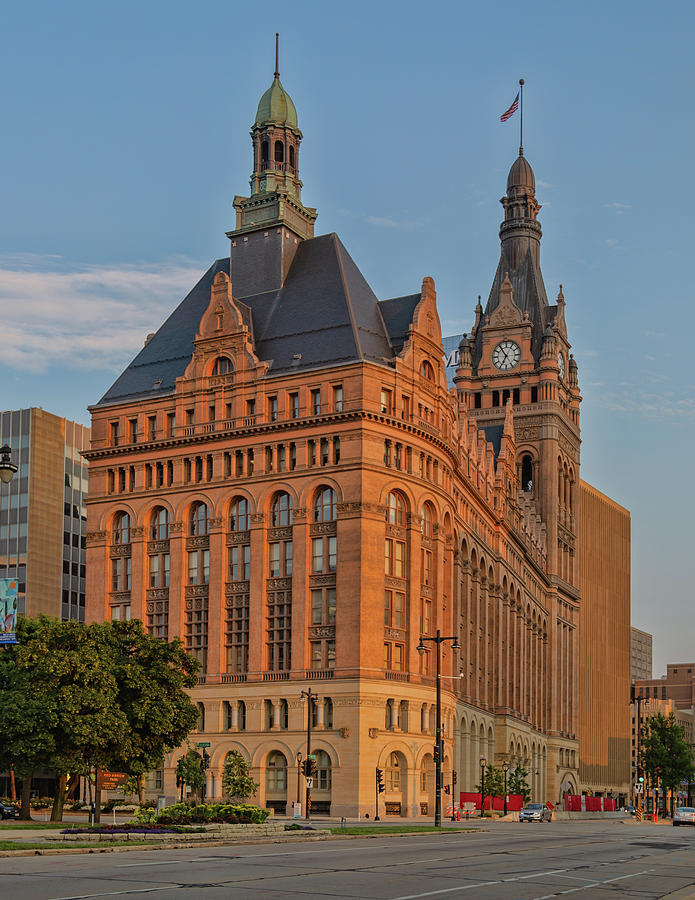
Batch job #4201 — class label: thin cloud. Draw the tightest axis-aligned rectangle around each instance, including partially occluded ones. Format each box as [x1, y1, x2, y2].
[605, 202, 631, 215]
[366, 215, 421, 230]
[0, 256, 205, 373]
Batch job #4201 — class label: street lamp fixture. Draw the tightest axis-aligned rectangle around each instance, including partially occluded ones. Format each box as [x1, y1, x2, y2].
[295, 752, 303, 808]
[480, 756, 487, 818]
[417, 630, 460, 827]
[502, 761, 510, 816]
[0, 445, 17, 484]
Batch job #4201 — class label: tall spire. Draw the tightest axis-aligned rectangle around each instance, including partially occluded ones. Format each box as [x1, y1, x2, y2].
[519, 78, 524, 156]
[274, 32, 279, 79]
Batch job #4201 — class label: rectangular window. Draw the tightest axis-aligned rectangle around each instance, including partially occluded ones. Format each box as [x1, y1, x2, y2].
[128, 418, 138, 443]
[289, 392, 299, 418]
[188, 549, 209, 585]
[333, 385, 343, 412]
[311, 589, 323, 625]
[246, 399, 256, 417]
[208, 404, 215, 423]
[380, 389, 393, 414]
[327, 587, 336, 623]
[186, 408, 194, 425]
[394, 591, 404, 628]
[148, 415, 157, 439]
[401, 395, 411, 419]
[225, 595, 249, 673]
[268, 396, 278, 421]
[167, 412, 175, 437]
[384, 590, 392, 626]
[149, 554, 159, 588]
[110, 421, 120, 446]
[270, 542, 292, 577]
[308, 439, 316, 466]
[394, 644, 403, 671]
[311, 642, 323, 669]
[422, 549, 432, 585]
[384, 642, 391, 669]
[312, 537, 324, 573]
[311, 389, 321, 415]
[230, 545, 250, 581]
[266, 590, 291, 671]
[394, 541, 405, 578]
[422, 599, 432, 635]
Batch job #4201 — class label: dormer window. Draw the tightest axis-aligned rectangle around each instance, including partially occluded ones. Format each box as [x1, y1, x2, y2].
[212, 357, 232, 376]
[420, 360, 435, 382]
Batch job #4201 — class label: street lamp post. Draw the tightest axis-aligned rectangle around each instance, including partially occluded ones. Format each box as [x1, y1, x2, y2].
[480, 757, 487, 818]
[301, 688, 318, 822]
[417, 630, 460, 827]
[502, 761, 510, 816]
[0, 445, 17, 484]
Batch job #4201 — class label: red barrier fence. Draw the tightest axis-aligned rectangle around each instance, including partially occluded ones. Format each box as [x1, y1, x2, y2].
[563, 794, 616, 812]
[459, 792, 524, 811]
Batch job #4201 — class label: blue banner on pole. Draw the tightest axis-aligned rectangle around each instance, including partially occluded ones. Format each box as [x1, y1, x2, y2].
[0, 577, 19, 644]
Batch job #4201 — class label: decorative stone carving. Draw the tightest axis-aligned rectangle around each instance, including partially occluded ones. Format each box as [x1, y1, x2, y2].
[310, 522, 337, 537]
[170, 521, 184, 534]
[308, 625, 336, 639]
[148, 540, 170, 554]
[86, 530, 107, 544]
[516, 425, 540, 443]
[225, 581, 250, 597]
[110, 543, 131, 558]
[292, 507, 308, 521]
[226, 531, 250, 545]
[184, 585, 209, 599]
[209, 517, 223, 528]
[268, 526, 292, 541]
[250, 513, 265, 525]
[266, 577, 291, 591]
[225, 593, 249, 607]
[384, 627, 405, 641]
[109, 591, 131, 604]
[146, 588, 169, 601]
[384, 576, 407, 590]
[339, 727, 350, 739]
[309, 574, 336, 587]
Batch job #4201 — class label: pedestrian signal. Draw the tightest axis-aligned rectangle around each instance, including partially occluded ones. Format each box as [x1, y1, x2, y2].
[376, 768, 385, 793]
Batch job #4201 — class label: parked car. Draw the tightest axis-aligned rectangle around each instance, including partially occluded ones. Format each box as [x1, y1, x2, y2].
[519, 803, 552, 822]
[624, 805, 636, 816]
[0, 801, 19, 820]
[673, 807, 695, 826]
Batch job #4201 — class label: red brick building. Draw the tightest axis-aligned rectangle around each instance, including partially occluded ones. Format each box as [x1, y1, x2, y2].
[85, 67, 630, 814]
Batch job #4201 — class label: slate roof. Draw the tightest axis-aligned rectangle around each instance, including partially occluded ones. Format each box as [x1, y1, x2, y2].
[95, 233, 415, 408]
[473, 246, 554, 366]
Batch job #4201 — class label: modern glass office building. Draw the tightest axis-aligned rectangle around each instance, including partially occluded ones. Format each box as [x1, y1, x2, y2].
[0, 408, 90, 620]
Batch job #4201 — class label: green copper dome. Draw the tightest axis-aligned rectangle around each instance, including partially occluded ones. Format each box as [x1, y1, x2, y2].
[254, 76, 298, 130]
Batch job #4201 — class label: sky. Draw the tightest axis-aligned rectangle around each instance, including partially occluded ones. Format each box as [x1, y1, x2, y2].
[0, 0, 692, 675]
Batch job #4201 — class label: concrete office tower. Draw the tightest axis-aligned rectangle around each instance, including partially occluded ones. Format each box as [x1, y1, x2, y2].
[631, 628, 653, 682]
[0, 408, 90, 621]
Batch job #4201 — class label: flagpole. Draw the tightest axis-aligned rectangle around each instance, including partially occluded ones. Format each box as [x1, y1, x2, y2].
[519, 78, 524, 155]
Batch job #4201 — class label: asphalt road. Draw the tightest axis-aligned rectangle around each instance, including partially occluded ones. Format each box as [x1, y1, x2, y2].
[1, 821, 694, 900]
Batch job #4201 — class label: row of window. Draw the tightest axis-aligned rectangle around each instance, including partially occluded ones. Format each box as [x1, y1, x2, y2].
[196, 698, 335, 733]
[108, 384, 345, 446]
[111, 489, 337, 545]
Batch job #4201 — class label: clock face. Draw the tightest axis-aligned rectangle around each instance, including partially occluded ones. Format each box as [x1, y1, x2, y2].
[492, 340, 521, 370]
[558, 351, 566, 380]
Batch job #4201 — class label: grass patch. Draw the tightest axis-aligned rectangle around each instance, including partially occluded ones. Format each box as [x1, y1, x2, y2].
[330, 825, 478, 835]
[0, 839, 150, 850]
[0, 823, 69, 830]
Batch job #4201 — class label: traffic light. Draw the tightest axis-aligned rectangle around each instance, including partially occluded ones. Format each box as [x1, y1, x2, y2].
[453, 770, 458, 786]
[202, 750, 210, 770]
[376, 768, 385, 793]
[303, 756, 317, 778]
[444, 785, 450, 795]
[433, 743, 440, 763]
[638, 769, 645, 784]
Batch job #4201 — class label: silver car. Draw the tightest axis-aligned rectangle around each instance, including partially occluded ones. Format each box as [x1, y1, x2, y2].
[673, 807, 695, 826]
[519, 803, 552, 822]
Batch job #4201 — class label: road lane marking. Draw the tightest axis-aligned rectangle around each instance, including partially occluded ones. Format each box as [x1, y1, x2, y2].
[49, 889, 176, 900]
[391, 882, 499, 899]
[533, 868, 654, 899]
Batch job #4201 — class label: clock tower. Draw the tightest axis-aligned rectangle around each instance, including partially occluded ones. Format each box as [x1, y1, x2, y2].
[454, 147, 582, 743]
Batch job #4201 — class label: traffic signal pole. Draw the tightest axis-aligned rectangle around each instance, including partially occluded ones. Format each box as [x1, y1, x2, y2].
[301, 688, 317, 822]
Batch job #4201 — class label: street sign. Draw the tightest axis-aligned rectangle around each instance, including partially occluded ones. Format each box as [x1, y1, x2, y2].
[634, 784, 643, 794]
[306, 777, 313, 789]
[197, 742, 211, 748]
[98, 771, 128, 791]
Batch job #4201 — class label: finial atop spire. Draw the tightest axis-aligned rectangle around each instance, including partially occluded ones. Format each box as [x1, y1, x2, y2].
[519, 78, 525, 156]
[274, 32, 279, 79]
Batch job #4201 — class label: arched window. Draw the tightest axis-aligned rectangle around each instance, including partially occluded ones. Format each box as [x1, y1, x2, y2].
[274, 140, 284, 163]
[270, 492, 293, 527]
[190, 501, 209, 536]
[279, 698, 289, 730]
[266, 751, 287, 791]
[151, 506, 169, 540]
[420, 756, 431, 791]
[324, 697, 334, 729]
[315, 750, 332, 790]
[385, 698, 395, 729]
[386, 752, 401, 791]
[212, 356, 232, 376]
[229, 497, 249, 531]
[196, 702, 205, 732]
[521, 454, 533, 492]
[421, 502, 435, 538]
[237, 700, 246, 731]
[386, 491, 406, 526]
[261, 140, 269, 165]
[113, 511, 131, 544]
[420, 360, 435, 382]
[288, 145, 295, 169]
[313, 487, 337, 522]
[264, 699, 273, 731]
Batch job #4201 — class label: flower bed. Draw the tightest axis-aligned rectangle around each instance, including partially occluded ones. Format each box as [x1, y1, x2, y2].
[140, 802, 270, 826]
[61, 824, 205, 835]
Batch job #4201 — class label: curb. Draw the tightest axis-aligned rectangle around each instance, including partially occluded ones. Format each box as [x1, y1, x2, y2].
[0, 827, 484, 858]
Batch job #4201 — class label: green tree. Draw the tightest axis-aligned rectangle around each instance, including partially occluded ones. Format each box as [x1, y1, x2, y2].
[222, 750, 258, 802]
[176, 749, 206, 801]
[0, 616, 199, 821]
[476, 765, 505, 804]
[642, 712, 695, 815]
[507, 765, 532, 803]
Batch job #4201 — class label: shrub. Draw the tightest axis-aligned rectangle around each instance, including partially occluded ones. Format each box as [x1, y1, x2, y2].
[155, 802, 270, 825]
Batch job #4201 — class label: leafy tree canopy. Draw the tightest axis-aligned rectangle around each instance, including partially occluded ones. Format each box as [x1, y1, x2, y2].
[642, 712, 695, 789]
[507, 765, 532, 803]
[476, 765, 505, 800]
[222, 750, 258, 802]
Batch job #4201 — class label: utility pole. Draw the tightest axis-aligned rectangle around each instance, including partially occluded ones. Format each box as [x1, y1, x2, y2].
[301, 688, 318, 821]
[417, 630, 459, 827]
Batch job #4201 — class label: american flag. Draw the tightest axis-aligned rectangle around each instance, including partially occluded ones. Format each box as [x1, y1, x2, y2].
[500, 92, 519, 122]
